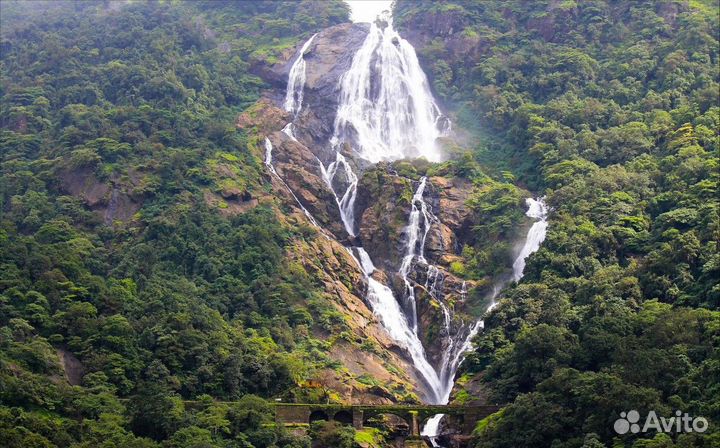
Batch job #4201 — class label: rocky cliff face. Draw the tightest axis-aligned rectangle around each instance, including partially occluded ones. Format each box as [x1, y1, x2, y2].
[237, 93, 428, 402]
[257, 22, 370, 157]
[284, 228, 422, 404]
[238, 21, 500, 403]
[355, 165, 414, 270]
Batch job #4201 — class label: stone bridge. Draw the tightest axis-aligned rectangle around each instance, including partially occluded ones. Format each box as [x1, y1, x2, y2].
[274, 403, 501, 439]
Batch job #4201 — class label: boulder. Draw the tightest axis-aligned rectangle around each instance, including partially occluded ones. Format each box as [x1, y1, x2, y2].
[428, 176, 475, 246]
[58, 166, 141, 225]
[355, 166, 414, 271]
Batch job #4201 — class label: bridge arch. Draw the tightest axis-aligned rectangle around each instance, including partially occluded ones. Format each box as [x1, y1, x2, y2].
[420, 412, 446, 429]
[309, 410, 329, 423]
[363, 412, 411, 436]
[334, 410, 353, 425]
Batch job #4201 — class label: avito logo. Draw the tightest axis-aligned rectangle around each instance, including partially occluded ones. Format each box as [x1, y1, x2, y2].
[614, 410, 708, 434]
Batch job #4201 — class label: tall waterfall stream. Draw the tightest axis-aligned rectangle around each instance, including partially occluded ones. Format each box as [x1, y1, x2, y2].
[264, 7, 550, 446]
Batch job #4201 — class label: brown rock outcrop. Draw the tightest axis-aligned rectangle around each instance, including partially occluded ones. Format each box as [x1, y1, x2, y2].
[58, 166, 141, 225]
[268, 131, 346, 237]
[236, 98, 291, 134]
[428, 176, 474, 248]
[355, 166, 414, 271]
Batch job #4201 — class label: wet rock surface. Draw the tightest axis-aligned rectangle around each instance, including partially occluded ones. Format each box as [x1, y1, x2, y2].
[355, 166, 414, 271]
[428, 176, 475, 247]
[436, 433, 473, 448]
[265, 22, 370, 152]
[268, 131, 346, 237]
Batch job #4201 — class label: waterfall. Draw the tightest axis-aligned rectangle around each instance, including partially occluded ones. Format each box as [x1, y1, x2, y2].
[279, 33, 361, 239]
[397, 176, 471, 406]
[318, 13, 450, 235]
[276, 7, 551, 442]
[352, 248, 442, 402]
[423, 414, 446, 446]
[281, 123, 297, 141]
[398, 177, 433, 332]
[512, 198, 549, 281]
[399, 177, 467, 405]
[276, 5, 452, 404]
[422, 197, 550, 446]
[263, 138, 321, 229]
[319, 153, 359, 237]
[424, 265, 443, 299]
[331, 12, 448, 163]
[316, 10, 450, 403]
[317, 9, 449, 238]
[284, 33, 317, 116]
[264, 137, 274, 166]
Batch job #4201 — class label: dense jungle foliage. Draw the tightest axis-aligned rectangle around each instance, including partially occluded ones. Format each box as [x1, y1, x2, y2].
[0, 1, 354, 447]
[1, 0, 718, 448]
[396, 1, 719, 447]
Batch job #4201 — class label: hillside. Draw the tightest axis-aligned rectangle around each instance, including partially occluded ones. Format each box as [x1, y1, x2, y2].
[1, 1, 718, 448]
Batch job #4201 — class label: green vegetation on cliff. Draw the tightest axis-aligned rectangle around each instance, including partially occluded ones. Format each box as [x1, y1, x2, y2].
[0, 1, 355, 447]
[396, 1, 719, 447]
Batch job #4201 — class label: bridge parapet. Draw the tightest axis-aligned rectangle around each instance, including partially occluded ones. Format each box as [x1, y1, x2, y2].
[274, 403, 501, 436]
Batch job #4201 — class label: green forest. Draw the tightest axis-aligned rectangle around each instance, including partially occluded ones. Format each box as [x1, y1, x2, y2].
[395, 1, 719, 447]
[1, 1, 718, 448]
[1, 1, 353, 447]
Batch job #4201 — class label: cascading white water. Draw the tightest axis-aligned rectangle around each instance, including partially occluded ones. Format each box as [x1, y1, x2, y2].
[400, 178, 471, 405]
[319, 153, 359, 237]
[352, 248, 443, 402]
[264, 137, 274, 166]
[422, 197, 550, 446]
[422, 314, 482, 445]
[512, 198, 549, 281]
[318, 8, 451, 402]
[439, 199, 549, 393]
[318, 9, 449, 240]
[423, 414, 446, 445]
[417, 180, 436, 262]
[331, 13, 447, 163]
[424, 265, 443, 300]
[398, 177, 433, 332]
[279, 33, 359, 240]
[281, 122, 297, 141]
[275, 15, 446, 402]
[398, 176, 474, 407]
[277, 8, 550, 443]
[284, 33, 317, 116]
